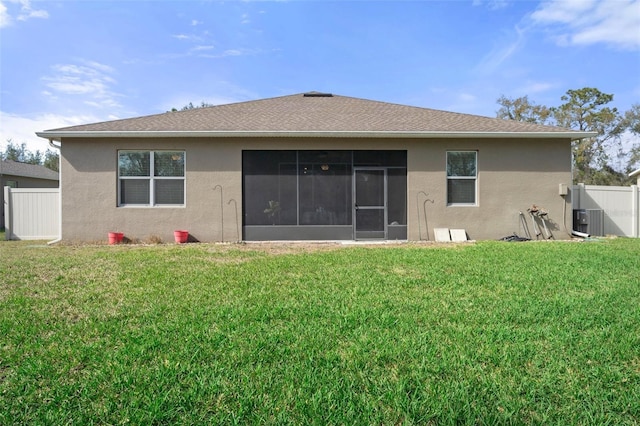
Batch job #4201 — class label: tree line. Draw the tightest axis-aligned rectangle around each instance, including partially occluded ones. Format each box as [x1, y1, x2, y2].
[497, 87, 639, 185]
[1, 141, 59, 172]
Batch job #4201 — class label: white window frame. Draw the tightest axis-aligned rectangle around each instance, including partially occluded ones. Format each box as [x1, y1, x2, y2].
[446, 151, 477, 206]
[118, 150, 186, 207]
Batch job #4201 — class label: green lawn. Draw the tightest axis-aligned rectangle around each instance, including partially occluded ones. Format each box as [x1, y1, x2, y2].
[1, 239, 639, 424]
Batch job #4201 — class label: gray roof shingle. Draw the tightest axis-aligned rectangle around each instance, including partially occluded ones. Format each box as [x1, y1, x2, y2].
[38, 92, 590, 137]
[1, 160, 59, 181]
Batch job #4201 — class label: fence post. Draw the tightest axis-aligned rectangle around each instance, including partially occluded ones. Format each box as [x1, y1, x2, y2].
[572, 183, 586, 210]
[632, 185, 639, 238]
[3, 186, 10, 240]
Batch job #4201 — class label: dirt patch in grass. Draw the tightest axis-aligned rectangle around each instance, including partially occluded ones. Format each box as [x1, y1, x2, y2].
[227, 240, 476, 255]
[43, 239, 476, 255]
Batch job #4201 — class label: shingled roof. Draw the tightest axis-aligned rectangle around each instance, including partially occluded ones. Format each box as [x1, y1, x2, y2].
[37, 92, 594, 140]
[1, 160, 59, 181]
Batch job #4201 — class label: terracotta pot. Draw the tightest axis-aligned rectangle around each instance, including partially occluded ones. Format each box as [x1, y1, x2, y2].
[174, 230, 189, 243]
[108, 232, 124, 245]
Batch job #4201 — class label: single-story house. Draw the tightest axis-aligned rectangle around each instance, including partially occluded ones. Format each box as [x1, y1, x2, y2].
[36, 92, 594, 243]
[1, 159, 59, 229]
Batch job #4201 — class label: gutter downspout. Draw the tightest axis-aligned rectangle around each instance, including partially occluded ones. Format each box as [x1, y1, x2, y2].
[47, 139, 62, 245]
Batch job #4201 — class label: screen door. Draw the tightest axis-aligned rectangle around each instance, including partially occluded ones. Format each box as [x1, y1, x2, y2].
[354, 168, 386, 239]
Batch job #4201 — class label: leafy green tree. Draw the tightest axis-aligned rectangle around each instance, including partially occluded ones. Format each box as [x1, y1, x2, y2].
[170, 101, 215, 112]
[624, 103, 640, 135]
[496, 95, 552, 124]
[2, 139, 60, 172]
[497, 88, 635, 185]
[43, 149, 60, 172]
[622, 104, 640, 175]
[2, 140, 30, 162]
[552, 88, 627, 185]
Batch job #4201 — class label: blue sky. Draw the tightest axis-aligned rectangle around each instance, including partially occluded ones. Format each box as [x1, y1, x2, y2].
[1, 0, 639, 154]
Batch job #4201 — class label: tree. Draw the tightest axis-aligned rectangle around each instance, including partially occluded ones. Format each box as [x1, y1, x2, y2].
[2, 141, 32, 163]
[623, 103, 640, 135]
[496, 95, 552, 125]
[496, 88, 635, 185]
[170, 101, 215, 112]
[2, 140, 60, 172]
[622, 104, 640, 174]
[43, 149, 60, 172]
[552, 88, 626, 185]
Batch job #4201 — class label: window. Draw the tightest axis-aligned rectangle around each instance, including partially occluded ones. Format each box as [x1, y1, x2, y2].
[6, 180, 18, 188]
[447, 151, 477, 205]
[118, 150, 185, 206]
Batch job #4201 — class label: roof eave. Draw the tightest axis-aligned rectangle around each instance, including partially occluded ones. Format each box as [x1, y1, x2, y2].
[37, 130, 597, 142]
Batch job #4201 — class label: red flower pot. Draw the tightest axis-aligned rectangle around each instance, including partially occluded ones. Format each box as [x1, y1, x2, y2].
[174, 230, 189, 243]
[108, 232, 124, 245]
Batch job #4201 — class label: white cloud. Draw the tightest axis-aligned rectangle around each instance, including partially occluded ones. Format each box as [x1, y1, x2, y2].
[472, 0, 510, 10]
[0, 0, 48, 27]
[475, 25, 526, 74]
[173, 34, 194, 41]
[222, 49, 244, 57]
[0, 2, 10, 27]
[191, 45, 215, 52]
[0, 111, 100, 153]
[198, 48, 259, 59]
[458, 93, 477, 103]
[531, 0, 640, 50]
[41, 60, 123, 110]
[518, 81, 555, 94]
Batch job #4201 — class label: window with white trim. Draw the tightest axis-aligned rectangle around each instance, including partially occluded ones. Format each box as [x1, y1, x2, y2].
[118, 150, 185, 206]
[447, 151, 477, 205]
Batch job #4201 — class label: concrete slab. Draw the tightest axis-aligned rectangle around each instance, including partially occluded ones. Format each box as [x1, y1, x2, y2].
[434, 228, 451, 242]
[450, 229, 467, 242]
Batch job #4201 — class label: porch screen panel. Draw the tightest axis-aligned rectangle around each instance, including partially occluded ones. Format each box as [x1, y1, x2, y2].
[243, 151, 297, 226]
[354, 150, 406, 167]
[388, 168, 407, 225]
[299, 152, 351, 225]
[243, 150, 406, 234]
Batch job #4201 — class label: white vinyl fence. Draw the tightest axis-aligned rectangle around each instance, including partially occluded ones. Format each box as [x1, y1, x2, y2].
[3, 187, 60, 240]
[3, 184, 637, 241]
[572, 183, 640, 237]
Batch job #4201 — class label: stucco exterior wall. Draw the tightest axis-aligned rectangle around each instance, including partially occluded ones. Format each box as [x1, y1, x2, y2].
[59, 137, 572, 242]
[60, 138, 240, 243]
[406, 138, 572, 240]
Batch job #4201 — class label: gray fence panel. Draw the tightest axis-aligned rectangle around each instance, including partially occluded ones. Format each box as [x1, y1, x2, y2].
[4, 187, 60, 240]
[572, 184, 639, 237]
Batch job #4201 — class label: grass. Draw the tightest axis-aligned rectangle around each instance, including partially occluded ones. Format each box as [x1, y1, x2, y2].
[1, 239, 639, 425]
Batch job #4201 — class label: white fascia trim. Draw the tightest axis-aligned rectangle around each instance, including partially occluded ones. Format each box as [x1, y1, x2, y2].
[36, 130, 598, 141]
